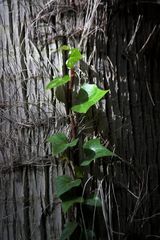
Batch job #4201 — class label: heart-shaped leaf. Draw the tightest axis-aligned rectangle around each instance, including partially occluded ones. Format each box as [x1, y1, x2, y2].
[60, 222, 78, 240]
[46, 75, 70, 89]
[66, 48, 83, 69]
[81, 138, 115, 166]
[72, 84, 109, 113]
[56, 175, 81, 197]
[48, 133, 78, 156]
[66, 57, 80, 69]
[62, 197, 84, 213]
[69, 48, 82, 58]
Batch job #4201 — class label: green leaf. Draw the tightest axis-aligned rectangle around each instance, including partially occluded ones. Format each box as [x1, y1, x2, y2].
[47, 133, 78, 156]
[84, 139, 114, 158]
[56, 175, 81, 197]
[72, 84, 109, 113]
[46, 75, 70, 89]
[60, 45, 71, 51]
[62, 197, 84, 213]
[66, 48, 83, 69]
[67, 138, 79, 148]
[66, 57, 79, 69]
[60, 222, 78, 240]
[69, 48, 82, 58]
[80, 158, 93, 166]
[84, 195, 102, 207]
[81, 138, 115, 166]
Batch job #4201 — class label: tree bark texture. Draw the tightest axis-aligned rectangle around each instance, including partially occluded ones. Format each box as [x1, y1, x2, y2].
[0, 0, 160, 239]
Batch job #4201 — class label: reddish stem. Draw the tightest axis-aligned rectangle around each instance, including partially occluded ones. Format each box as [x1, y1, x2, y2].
[68, 68, 77, 139]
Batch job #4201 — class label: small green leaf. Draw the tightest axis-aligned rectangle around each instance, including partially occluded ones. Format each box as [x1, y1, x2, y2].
[69, 48, 82, 58]
[72, 84, 109, 113]
[60, 222, 78, 240]
[47, 133, 78, 156]
[62, 197, 84, 213]
[46, 75, 70, 89]
[81, 138, 115, 166]
[66, 48, 83, 69]
[66, 57, 79, 69]
[56, 175, 81, 197]
[84, 195, 102, 207]
[60, 45, 71, 51]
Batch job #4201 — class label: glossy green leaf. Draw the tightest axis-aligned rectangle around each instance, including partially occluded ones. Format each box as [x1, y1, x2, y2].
[66, 57, 79, 69]
[66, 48, 83, 69]
[81, 138, 115, 166]
[56, 175, 81, 197]
[60, 222, 78, 240]
[84, 195, 102, 207]
[60, 45, 71, 51]
[72, 84, 109, 113]
[46, 75, 70, 90]
[48, 133, 78, 156]
[69, 48, 82, 58]
[62, 197, 84, 213]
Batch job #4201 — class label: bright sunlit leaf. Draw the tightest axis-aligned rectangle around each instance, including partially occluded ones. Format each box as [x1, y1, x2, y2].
[66, 57, 79, 69]
[69, 48, 82, 58]
[81, 138, 115, 166]
[72, 84, 109, 113]
[46, 75, 70, 89]
[66, 48, 83, 69]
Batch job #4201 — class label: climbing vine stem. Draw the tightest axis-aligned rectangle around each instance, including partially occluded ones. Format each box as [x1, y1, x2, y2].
[46, 45, 113, 240]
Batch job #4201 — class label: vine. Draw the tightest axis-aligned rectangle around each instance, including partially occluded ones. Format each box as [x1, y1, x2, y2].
[46, 45, 114, 240]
